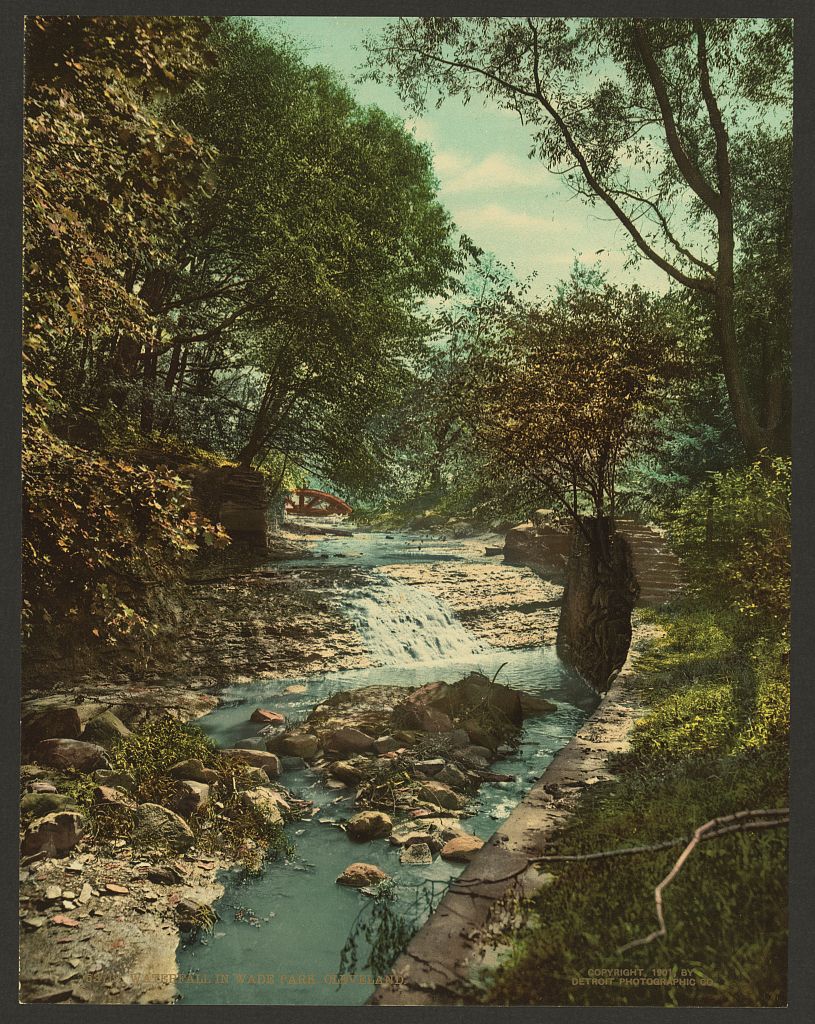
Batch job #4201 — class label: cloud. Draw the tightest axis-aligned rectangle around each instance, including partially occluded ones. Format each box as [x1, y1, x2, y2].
[437, 151, 543, 194]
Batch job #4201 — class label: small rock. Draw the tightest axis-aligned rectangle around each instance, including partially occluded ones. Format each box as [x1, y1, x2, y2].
[346, 811, 392, 842]
[417, 781, 467, 811]
[250, 708, 286, 725]
[77, 884, 92, 904]
[277, 734, 320, 759]
[436, 764, 469, 790]
[146, 865, 184, 885]
[93, 785, 136, 810]
[325, 728, 374, 755]
[23, 916, 46, 929]
[20, 792, 77, 818]
[168, 759, 218, 785]
[519, 693, 557, 717]
[234, 737, 267, 751]
[26, 781, 57, 794]
[51, 914, 80, 928]
[221, 749, 281, 779]
[104, 883, 129, 895]
[280, 756, 307, 771]
[132, 803, 194, 852]
[371, 736, 401, 755]
[440, 835, 484, 862]
[238, 787, 284, 826]
[400, 842, 433, 865]
[170, 780, 209, 817]
[336, 862, 389, 888]
[328, 761, 365, 785]
[44, 885, 62, 901]
[92, 769, 137, 792]
[461, 745, 493, 763]
[415, 758, 446, 776]
[61, 890, 77, 900]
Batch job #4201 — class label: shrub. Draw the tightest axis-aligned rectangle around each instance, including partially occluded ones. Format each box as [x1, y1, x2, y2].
[22, 374, 229, 647]
[670, 457, 790, 634]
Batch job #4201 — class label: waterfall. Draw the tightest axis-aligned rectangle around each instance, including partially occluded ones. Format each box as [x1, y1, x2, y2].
[339, 573, 487, 665]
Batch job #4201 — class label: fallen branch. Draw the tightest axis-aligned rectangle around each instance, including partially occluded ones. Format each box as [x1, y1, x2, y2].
[530, 807, 789, 866]
[617, 808, 789, 953]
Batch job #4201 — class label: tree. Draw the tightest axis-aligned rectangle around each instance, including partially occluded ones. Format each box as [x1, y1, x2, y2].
[479, 275, 673, 526]
[364, 17, 792, 456]
[140, 18, 458, 491]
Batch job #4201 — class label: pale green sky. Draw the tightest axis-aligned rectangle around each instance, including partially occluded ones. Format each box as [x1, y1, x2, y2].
[254, 15, 675, 299]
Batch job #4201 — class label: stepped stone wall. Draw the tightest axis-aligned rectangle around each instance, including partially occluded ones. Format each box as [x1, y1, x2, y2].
[504, 513, 684, 607]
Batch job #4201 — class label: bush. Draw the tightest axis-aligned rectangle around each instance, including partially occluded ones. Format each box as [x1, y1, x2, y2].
[22, 375, 229, 647]
[670, 457, 790, 634]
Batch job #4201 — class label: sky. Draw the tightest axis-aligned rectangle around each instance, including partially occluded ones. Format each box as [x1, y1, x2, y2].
[254, 16, 674, 300]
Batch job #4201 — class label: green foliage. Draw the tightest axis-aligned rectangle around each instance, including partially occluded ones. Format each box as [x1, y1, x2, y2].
[479, 274, 675, 520]
[482, 604, 789, 1006]
[22, 388, 229, 646]
[670, 457, 790, 633]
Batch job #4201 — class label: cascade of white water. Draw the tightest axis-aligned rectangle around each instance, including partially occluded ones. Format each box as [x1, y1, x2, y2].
[340, 573, 487, 665]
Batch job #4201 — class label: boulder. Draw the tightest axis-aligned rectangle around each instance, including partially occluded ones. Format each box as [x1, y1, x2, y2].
[168, 759, 218, 785]
[33, 738, 108, 772]
[390, 828, 444, 853]
[400, 842, 433, 865]
[519, 693, 557, 716]
[417, 781, 467, 811]
[21, 702, 105, 747]
[415, 758, 446, 776]
[277, 733, 320, 759]
[346, 810, 392, 842]
[440, 835, 484, 862]
[329, 761, 365, 785]
[326, 728, 374, 755]
[133, 803, 195, 852]
[170, 781, 210, 816]
[20, 792, 77, 818]
[81, 710, 131, 748]
[147, 864, 184, 885]
[280, 756, 307, 772]
[250, 708, 286, 726]
[21, 811, 84, 856]
[453, 673, 524, 727]
[222, 748, 281, 779]
[336, 862, 389, 888]
[238, 787, 285, 826]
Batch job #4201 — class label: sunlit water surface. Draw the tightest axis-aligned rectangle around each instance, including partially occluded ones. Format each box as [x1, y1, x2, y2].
[176, 528, 597, 1004]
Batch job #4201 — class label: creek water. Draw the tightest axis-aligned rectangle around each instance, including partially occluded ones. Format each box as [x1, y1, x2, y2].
[176, 529, 598, 1005]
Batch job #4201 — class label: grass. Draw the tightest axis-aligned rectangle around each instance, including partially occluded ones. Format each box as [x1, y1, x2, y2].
[480, 603, 789, 1007]
[60, 716, 295, 868]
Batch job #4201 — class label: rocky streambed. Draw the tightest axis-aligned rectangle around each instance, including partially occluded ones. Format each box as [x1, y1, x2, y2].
[19, 525, 597, 1005]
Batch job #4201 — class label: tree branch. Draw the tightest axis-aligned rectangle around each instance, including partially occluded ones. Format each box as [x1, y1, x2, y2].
[632, 19, 720, 213]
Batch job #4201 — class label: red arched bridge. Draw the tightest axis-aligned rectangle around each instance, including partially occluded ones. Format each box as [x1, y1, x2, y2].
[284, 488, 353, 517]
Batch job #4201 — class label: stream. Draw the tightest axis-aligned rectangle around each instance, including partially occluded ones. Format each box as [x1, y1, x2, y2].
[176, 528, 598, 1005]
